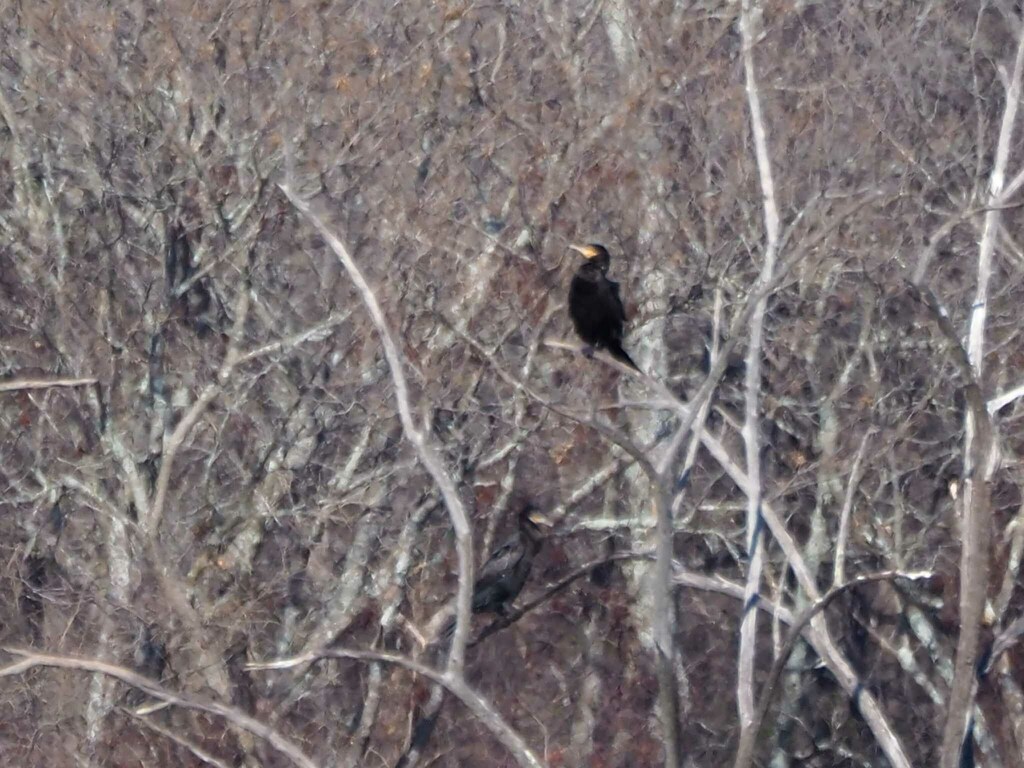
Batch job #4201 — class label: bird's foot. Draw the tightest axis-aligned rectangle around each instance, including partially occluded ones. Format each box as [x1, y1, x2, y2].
[581, 345, 596, 360]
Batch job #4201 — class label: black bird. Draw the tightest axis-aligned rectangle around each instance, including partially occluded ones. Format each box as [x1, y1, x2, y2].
[568, 243, 639, 371]
[471, 504, 553, 615]
[438, 505, 552, 642]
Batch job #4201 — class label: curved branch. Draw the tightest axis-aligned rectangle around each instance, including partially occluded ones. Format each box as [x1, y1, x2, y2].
[278, 184, 475, 675]
[248, 648, 545, 768]
[0, 648, 318, 768]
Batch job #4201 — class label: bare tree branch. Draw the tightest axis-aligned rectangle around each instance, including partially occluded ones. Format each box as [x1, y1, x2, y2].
[0, 648, 319, 768]
[146, 280, 251, 538]
[737, 0, 783, 742]
[833, 428, 877, 586]
[122, 708, 233, 768]
[248, 648, 546, 768]
[732, 570, 934, 768]
[277, 183, 475, 675]
[0, 376, 98, 392]
[907, 279, 1001, 768]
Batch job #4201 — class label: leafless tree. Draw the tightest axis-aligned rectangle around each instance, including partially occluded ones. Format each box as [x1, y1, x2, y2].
[4, 2, 1024, 767]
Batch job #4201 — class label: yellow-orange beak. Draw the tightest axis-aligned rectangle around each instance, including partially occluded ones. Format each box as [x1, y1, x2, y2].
[526, 510, 554, 527]
[569, 243, 601, 259]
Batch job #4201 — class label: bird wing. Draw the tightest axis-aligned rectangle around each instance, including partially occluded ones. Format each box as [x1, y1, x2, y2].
[607, 279, 628, 324]
[471, 535, 527, 611]
[476, 536, 525, 585]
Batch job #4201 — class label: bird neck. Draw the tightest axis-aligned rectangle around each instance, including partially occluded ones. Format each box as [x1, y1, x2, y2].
[520, 524, 544, 548]
[577, 263, 606, 281]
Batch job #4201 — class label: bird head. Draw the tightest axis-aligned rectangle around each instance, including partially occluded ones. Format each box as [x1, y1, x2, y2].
[569, 243, 611, 272]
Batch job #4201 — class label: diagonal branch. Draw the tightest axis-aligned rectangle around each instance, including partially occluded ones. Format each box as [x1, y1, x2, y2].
[147, 281, 250, 538]
[987, 380, 1024, 414]
[833, 428, 876, 586]
[0, 648, 318, 768]
[122, 708, 233, 768]
[248, 648, 545, 768]
[981, 614, 1024, 676]
[732, 570, 934, 768]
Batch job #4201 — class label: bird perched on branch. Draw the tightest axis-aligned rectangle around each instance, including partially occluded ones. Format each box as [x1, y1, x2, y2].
[439, 504, 552, 641]
[567, 243, 640, 371]
[471, 504, 553, 615]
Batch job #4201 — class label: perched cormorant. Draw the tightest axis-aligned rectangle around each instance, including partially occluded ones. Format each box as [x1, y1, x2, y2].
[417, 506, 550, 761]
[568, 243, 639, 371]
[438, 505, 553, 642]
[471, 504, 553, 614]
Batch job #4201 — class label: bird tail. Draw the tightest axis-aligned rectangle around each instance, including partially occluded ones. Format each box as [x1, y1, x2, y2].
[607, 342, 641, 372]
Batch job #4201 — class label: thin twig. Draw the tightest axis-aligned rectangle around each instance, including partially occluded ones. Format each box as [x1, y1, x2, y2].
[236, 310, 354, 364]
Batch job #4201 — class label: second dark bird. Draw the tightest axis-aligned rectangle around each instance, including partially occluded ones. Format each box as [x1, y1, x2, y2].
[568, 243, 640, 371]
[471, 504, 553, 615]
[439, 504, 552, 641]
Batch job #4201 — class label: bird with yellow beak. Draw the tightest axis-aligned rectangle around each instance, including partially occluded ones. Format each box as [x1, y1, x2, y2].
[567, 243, 639, 371]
